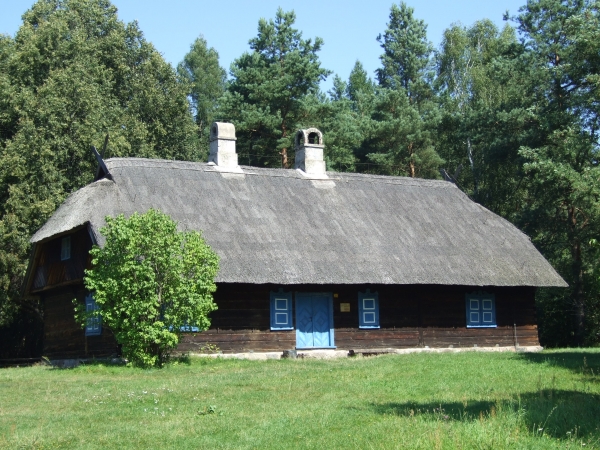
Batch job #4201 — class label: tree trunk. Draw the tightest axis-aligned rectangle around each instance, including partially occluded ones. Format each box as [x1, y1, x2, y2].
[280, 123, 289, 169]
[467, 138, 478, 198]
[568, 205, 585, 345]
[408, 142, 415, 178]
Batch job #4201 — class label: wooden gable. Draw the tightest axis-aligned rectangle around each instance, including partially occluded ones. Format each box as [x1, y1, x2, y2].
[29, 226, 93, 293]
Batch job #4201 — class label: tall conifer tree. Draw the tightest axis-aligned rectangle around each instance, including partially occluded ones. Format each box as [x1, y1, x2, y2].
[366, 2, 442, 178]
[220, 9, 330, 168]
[0, 0, 198, 349]
[513, 0, 600, 345]
[177, 36, 226, 157]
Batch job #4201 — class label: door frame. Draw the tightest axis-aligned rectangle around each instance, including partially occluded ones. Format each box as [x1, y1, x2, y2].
[294, 292, 335, 349]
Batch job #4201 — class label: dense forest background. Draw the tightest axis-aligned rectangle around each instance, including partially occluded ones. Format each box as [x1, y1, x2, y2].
[1, 0, 599, 356]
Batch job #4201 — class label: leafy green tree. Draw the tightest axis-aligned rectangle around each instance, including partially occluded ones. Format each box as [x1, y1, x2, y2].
[0, 0, 198, 343]
[220, 8, 330, 168]
[435, 20, 524, 203]
[432, 3, 600, 345]
[177, 35, 226, 157]
[81, 209, 219, 367]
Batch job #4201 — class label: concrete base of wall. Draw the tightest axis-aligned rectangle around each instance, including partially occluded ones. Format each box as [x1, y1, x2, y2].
[191, 345, 544, 361]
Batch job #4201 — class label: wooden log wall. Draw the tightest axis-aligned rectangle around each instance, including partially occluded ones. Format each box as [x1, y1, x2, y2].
[31, 227, 93, 292]
[179, 283, 540, 354]
[42, 288, 118, 359]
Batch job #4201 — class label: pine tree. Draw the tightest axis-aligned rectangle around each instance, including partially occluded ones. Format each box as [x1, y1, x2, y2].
[347, 61, 375, 104]
[513, 0, 600, 345]
[177, 35, 226, 158]
[366, 3, 442, 178]
[376, 2, 433, 102]
[219, 8, 330, 168]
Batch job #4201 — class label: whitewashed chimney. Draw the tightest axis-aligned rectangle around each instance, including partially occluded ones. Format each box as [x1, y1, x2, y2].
[209, 122, 238, 168]
[294, 128, 325, 175]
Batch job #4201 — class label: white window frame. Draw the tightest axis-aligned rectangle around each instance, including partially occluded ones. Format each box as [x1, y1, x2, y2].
[466, 292, 496, 328]
[358, 290, 380, 329]
[270, 289, 293, 330]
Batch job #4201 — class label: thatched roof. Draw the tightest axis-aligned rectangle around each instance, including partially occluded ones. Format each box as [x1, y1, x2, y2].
[31, 158, 566, 287]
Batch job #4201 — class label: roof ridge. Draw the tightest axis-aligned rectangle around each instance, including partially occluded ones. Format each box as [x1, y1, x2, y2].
[104, 157, 454, 188]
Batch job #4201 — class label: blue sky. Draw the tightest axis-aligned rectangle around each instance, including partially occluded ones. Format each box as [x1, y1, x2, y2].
[1, 0, 527, 92]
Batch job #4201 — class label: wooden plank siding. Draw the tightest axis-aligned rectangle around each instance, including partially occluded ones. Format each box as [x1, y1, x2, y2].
[31, 227, 93, 292]
[42, 288, 118, 359]
[179, 283, 539, 353]
[37, 263, 538, 357]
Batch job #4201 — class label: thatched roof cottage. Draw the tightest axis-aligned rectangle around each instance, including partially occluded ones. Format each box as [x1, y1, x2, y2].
[24, 124, 566, 358]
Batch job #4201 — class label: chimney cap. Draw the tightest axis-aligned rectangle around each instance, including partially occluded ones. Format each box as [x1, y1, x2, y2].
[295, 128, 323, 148]
[210, 122, 237, 142]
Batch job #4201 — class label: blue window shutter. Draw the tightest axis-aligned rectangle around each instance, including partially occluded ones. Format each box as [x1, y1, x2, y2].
[466, 292, 496, 328]
[85, 293, 102, 336]
[358, 290, 380, 329]
[270, 289, 293, 330]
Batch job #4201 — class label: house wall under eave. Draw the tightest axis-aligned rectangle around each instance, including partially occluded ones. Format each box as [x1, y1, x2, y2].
[38, 280, 538, 358]
[29, 229, 119, 359]
[178, 283, 539, 354]
[42, 287, 118, 359]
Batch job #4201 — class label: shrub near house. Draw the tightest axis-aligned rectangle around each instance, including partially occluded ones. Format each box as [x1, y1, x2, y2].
[78, 209, 218, 367]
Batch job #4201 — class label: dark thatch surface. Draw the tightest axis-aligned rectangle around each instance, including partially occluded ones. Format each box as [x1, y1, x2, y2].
[31, 158, 566, 287]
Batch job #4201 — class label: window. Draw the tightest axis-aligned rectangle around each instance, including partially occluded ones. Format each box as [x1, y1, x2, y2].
[61, 236, 71, 261]
[358, 290, 380, 329]
[85, 293, 102, 336]
[466, 292, 496, 328]
[270, 289, 293, 330]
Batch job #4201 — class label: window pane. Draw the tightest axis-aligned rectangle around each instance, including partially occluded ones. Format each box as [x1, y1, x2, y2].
[85, 293, 101, 335]
[466, 293, 495, 327]
[61, 236, 71, 261]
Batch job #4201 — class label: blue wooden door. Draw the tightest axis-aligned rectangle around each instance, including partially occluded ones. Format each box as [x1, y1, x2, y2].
[295, 293, 334, 349]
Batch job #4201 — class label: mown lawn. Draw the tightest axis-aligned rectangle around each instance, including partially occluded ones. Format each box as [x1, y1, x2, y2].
[0, 350, 599, 449]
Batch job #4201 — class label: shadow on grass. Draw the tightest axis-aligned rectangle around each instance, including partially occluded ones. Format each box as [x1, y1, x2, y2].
[517, 351, 600, 380]
[48, 352, 196, 370]
[46, 357, 127, 370]
[369, 390, 600, 440]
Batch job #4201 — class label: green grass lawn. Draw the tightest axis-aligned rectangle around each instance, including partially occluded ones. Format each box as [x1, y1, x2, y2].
[1, 350, 599, 449]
